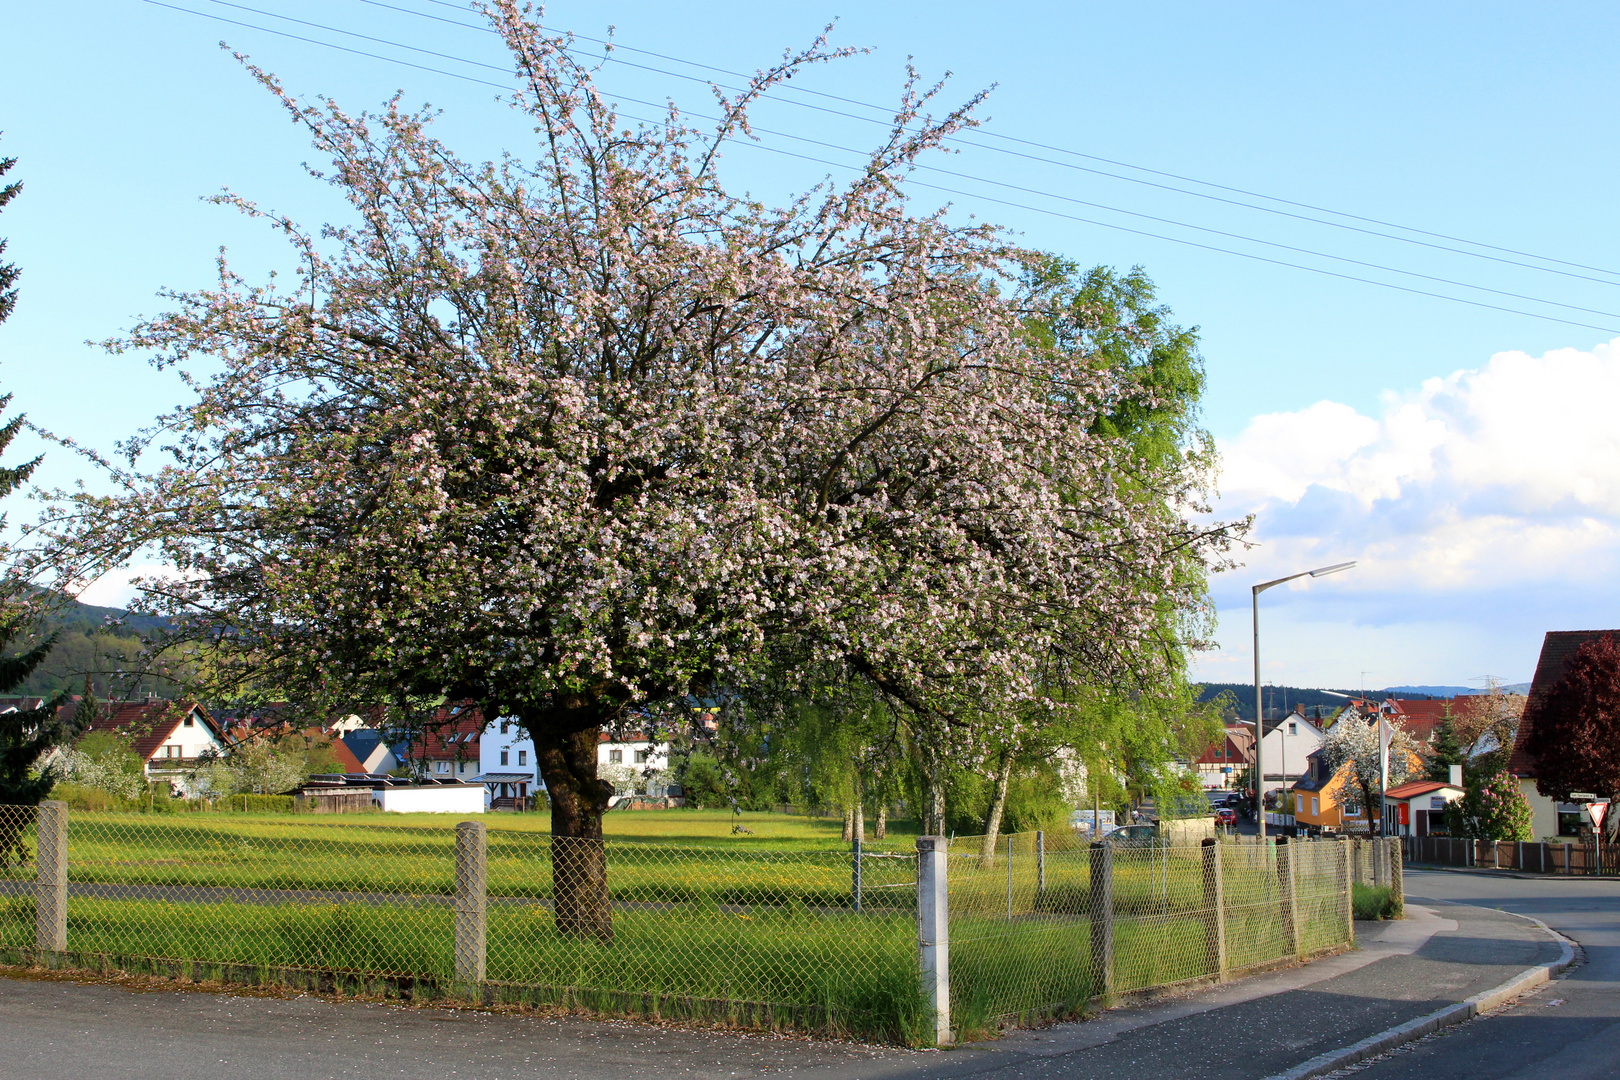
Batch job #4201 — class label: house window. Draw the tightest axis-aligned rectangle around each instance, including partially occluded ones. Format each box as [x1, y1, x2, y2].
[183, 714, 194, 728]
[501, 722, 510, 735]
[609, 749, 623, 764]
[500, 750, 509, 766]
[459, 761, 469, 773]
[518, 750, 527, 766]
[1288, 722, 1297, 736]
[1311, 797, 1319, 817]
[635, 749, 650, 764]
[435, 761, 450, 774]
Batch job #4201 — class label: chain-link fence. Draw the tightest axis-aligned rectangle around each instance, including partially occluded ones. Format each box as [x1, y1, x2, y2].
[943, 831, 1357, 1034]
[0, 804, 1367, 1045]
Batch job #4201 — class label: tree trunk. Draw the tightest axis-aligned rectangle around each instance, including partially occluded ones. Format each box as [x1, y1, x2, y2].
[875, 802, 887, 839]
[980, 750, 1014, 866]
[853, 774, 865, 843]
[842, 806, 854, 843]
[534, 724, 615, 943]
[921, 747, 947, 837]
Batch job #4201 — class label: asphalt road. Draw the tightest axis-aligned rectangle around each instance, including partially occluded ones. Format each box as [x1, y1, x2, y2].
[1342, 868, 1620, 1080]
[0, 868, 1597, 1080]
[0, 900, 1560, 1080]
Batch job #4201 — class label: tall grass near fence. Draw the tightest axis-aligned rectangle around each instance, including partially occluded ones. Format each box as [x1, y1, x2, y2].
[0, 805, 1364, 1044]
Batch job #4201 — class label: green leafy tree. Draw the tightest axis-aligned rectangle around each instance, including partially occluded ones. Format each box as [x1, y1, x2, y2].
[1444, 768, 1534, 841]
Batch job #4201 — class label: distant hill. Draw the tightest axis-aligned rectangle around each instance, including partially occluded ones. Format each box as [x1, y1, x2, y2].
[1383, 683, 1530, 697]
[1196, 683, 1361, 723]
[1195, 680, 1529, 723]
[2, 595, 176, 698]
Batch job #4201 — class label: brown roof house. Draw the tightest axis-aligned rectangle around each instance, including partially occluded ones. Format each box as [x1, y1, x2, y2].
[1507, 630, 1620, 840]
[1194, 725, 1255, 790]
[81, 699, 226, 797]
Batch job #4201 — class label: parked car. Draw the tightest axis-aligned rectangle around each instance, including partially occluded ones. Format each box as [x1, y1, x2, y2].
[1214, 807, 1237, 826]
[1103, 824, 1159, 843]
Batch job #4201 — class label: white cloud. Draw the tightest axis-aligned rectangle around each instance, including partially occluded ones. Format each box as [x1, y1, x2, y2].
[1196, 337, 1620, 686]
[75, 564, 176, 609]
[1216, 336, 1620, 592]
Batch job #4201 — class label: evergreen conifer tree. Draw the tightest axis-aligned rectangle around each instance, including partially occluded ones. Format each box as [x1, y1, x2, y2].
[0, 136, 72, 811]
[1425, 716, 1468, 783]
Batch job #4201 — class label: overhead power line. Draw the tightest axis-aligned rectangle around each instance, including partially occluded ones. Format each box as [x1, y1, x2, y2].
[140, 0, 1620, 334]
[374, 0, 1620, 286]
[182, 0, 1620, 322]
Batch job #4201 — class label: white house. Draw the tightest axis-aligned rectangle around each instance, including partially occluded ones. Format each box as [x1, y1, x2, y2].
[476, 719, 678, 801]
[79, 699, 227, 797]
[1259, 705, 1327, 798]
[476, 717, 540, 809]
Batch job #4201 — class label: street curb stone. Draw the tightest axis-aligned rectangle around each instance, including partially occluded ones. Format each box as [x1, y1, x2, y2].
[1259, 912, 1576, 1080]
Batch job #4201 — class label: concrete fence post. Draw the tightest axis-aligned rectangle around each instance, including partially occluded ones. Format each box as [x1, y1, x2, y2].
[1340, 835, 1354, 944]
[1037, 830, 1046, 895]
[35, 800, 67, 954]
[1491, 839, 1500, 869]
[1201, 837, 1225, 979]
[1389, 837, 1403, 903]
[1088, 841, 1114, 1001]
[1276, 835, 1300, 959]
[453, 820, 487, 988]
[1565, 842, 1574, 876]
[916, 836, 951, 1048]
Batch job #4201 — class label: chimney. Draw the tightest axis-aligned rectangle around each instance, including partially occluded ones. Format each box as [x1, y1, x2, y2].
[1449, 764, 1463, 787]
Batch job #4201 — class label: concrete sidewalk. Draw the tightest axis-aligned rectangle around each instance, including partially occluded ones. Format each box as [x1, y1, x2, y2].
[0, 903, 1563, 1080]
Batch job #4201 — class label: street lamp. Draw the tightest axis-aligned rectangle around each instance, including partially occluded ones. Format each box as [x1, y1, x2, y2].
[1254, 561, 1355, 841]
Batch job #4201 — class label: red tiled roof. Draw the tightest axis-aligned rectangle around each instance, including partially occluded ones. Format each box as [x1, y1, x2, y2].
[404, 705, 485, 763]
[328, 736, 367, 773]
[1384, 779, 1460, 800]
[81, 700, 215, 763]
[1194, 727, 1255, 766]
[1387, 699, 1455, 746]
[1508, 630, 1620, 778]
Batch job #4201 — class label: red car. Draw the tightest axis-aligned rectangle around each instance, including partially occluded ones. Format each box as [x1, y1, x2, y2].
[1214, 807, 1238, 826]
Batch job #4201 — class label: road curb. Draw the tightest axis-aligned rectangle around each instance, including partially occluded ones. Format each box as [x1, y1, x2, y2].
[1405, 864, 1593, 882]
[1260, 912, 1576, 1080]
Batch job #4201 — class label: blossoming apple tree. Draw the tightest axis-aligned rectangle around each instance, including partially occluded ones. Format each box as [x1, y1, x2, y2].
[39, 3, 1238, 938]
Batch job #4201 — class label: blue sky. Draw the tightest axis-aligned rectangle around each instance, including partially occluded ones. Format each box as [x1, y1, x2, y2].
[3, 1, 1618, 688]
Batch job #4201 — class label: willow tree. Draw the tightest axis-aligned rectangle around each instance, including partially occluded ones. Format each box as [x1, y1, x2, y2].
[41, 3, 1237, 939]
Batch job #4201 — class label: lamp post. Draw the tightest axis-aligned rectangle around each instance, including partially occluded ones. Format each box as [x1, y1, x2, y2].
[1254, 561, 1355, 841]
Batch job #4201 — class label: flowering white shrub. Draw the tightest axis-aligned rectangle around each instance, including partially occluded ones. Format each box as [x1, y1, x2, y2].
[58, 749, 144, 800]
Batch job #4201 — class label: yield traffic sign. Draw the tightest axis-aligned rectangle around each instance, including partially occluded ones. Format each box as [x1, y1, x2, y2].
[1586, 799, 1610, 830]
